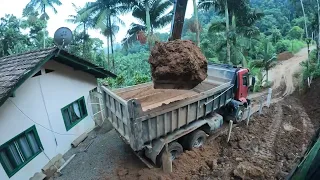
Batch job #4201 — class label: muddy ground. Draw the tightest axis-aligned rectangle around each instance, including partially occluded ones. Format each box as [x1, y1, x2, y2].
[100, 48, 318, 180]
[102, 95, 314, 180]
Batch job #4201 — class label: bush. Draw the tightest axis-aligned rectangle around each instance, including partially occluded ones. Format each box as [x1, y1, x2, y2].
[289, 40, 305, 53]
[105, 51, 151, 88]
[288, 26, 304, 40]
[275, 41, 289, 53]
[275, 39, 305, 54]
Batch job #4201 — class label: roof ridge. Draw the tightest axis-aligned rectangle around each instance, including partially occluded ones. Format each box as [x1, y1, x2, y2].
[0, 46, 57, 61]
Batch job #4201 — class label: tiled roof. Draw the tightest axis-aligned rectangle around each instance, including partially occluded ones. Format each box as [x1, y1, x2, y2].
[0, 47, 116, 106]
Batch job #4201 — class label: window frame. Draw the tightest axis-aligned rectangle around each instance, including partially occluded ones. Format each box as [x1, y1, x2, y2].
[0, 125, 43, 178]
[242, 73, 249, 86]
[61, 96, 88, 131]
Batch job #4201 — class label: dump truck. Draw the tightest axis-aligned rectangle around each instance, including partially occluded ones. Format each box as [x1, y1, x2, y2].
[101, 64, 251, 166]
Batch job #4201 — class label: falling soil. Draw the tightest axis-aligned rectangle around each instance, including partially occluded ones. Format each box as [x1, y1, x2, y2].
[149, 40, 208, 89]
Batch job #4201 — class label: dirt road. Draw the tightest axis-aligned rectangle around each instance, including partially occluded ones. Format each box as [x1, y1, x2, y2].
[269, 47, 314, 96]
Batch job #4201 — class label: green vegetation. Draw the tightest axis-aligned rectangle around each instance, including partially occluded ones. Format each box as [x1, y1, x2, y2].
[276, 39, 305, 53]
[1, 0, 319, 90]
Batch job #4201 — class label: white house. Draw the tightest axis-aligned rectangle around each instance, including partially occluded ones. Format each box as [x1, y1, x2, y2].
[0, 47, 116, 180]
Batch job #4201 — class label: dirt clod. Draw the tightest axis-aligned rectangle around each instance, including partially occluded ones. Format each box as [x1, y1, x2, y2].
[149, 40, 207, 89]
[233, 161, 265, 179]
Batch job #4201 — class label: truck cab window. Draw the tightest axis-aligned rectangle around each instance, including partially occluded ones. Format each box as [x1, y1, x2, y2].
[243, 76, 248, 86]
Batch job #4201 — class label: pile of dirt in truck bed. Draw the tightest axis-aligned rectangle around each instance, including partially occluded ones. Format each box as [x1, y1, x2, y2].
[149, 40, 208, 89]
[108, 97, 313, 180]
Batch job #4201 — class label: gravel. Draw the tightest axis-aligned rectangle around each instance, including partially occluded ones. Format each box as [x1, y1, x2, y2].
[54, 128, 145, 180]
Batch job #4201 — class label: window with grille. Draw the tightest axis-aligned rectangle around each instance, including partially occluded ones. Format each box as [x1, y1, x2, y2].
[61, 96, 88, 131]
[0, 126, 43, 178]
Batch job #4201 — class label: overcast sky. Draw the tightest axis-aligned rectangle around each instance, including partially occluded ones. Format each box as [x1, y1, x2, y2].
[0, 0, 195, 46]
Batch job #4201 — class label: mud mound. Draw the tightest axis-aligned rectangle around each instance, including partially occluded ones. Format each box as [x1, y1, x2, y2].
[299, 78, 320, 129]
[277, 51, 294, 61]
[149, 40, 207, 89]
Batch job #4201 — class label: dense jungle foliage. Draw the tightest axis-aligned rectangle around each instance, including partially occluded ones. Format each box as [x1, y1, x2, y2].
[1, 0, 320, 90]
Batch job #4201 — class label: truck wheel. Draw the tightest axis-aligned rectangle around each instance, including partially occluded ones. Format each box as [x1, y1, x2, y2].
[156, 142, 183, 167]
[184, 130, 207, 150]
[234, 106, 245, 123]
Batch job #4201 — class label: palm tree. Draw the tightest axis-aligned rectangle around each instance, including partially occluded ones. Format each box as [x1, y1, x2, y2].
[193, 0, 200, 46]
[317, 0, 320, 67]
[24, 0, 62, 48]
[251, 39, 277, 83]
[290, 0, 308, 38]
[202, 0, 263, 66]
[122, 0, 173, 48]
[199, 0, 231, 64]
[79, 0, 129, 71]
[300, 0, 308, 38]
[66, 3, 94, 56]
[101, 21, 120, 69]
[122, 24, 147, 49]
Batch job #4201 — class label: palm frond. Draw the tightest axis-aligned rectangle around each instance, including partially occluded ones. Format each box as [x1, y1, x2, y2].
[198, 0, 217, 10]
[208, 20, 226, 33]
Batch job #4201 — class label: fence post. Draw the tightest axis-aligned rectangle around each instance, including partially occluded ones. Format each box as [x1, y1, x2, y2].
[267, 88, 273, 108]
[259, 96, 264, 115]
[246, 106, 252, 126]
[227, 120, 233, 142]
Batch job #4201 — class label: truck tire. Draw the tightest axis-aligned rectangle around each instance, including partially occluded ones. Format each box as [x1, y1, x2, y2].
[183, 130, 207, 150]
[156, 142, 183, 167]
[234, 106, 245, 123]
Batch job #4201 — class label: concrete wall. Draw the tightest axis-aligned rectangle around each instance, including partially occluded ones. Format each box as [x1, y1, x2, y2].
[0, 60, 97, 180]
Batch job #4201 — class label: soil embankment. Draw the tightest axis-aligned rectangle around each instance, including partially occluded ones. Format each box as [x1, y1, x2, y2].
[149, 40, 207, 89]
[299, 78, 320, 129]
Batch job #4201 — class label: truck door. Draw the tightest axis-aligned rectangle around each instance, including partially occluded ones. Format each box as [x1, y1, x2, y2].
[237, 70, 249, 100]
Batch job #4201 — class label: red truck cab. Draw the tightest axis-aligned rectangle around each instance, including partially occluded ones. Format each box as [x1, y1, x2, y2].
[208, 63, 251, 122]
[235, 68, 250, 105]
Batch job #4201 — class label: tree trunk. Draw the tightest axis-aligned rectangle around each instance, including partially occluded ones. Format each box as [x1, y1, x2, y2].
[43, 5, 46, 48]
[107, 35, 110, 69]
[300, 0, 308, 38]
[317, 0, 320, 67]
[83, 23, 86, 55]
[145, 1, 152, 49]
[193, 0, 200, 47]
[108, 16, 115, 72]
[266, 70, 269, 83]
[225, 0, 231, 64]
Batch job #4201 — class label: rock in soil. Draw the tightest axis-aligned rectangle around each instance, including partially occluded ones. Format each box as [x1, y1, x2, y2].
[149, 40, 207, 89]
[233, 161, 264, 179]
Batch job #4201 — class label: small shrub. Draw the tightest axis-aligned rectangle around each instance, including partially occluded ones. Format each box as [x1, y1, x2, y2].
[275, 41, 288, 53]
[289, 40, 305, 53]
[133, 72, 151, 85]
[254, 81, 262, 92]
[275, 39, 305, 54]
[288, 26, 304, 40]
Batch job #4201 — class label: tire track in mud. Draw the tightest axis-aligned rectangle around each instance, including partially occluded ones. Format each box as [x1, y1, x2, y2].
[255, 104, 283, 160]
[292, 104, 315, 153]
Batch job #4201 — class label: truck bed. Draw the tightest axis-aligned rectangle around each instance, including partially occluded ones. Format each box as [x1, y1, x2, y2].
[102, 66, 235, 151]
[115, 81, 219, 112]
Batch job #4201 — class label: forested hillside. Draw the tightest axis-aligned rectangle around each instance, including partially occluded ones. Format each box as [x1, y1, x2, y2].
[1, 0, 319, 89]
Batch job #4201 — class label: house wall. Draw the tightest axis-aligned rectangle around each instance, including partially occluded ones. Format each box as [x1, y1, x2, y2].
[0, 60, 97, 180]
